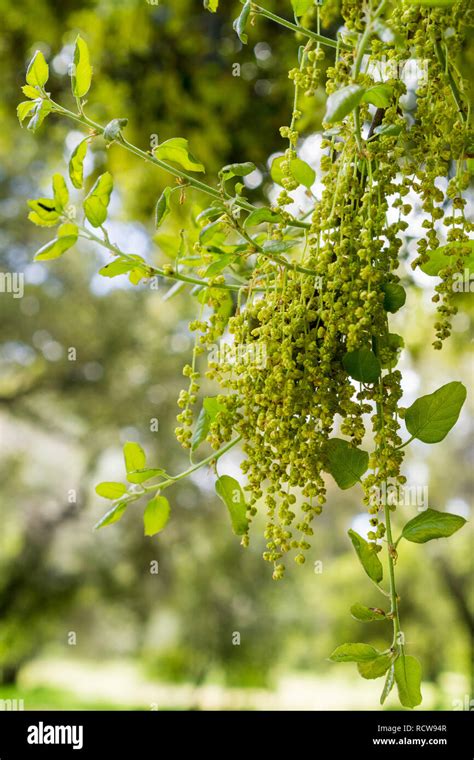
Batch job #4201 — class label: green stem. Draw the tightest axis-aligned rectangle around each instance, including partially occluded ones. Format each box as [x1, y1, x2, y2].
[432, 39, 467, 123]
[252, 3, 347, 50]
[76, 224, 256, 292]
[372, 335, 403, 654]
[51, 101, 310, 230]
[143, 435, 242, 494]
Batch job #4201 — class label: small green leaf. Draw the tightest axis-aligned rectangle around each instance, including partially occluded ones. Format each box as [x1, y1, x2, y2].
[153, 137, 205, 173]
[26, 50, 49, 88]
[244, 208, 282, 228]
[27, 197, 60, 228]
[358, 655, 392, 680]
[123, 441, 146, 474]
[144, 495, 171, 537]
[382, 283, 406, 313]
[95, 482, 128, 500]
[26, 99, 52, 133]
[324, 439, 369, 489]
[34, 222, 78, 260]
[22, 84, 40, 99]
[290, 158, 316, 188]
[69, 139, 88, 190]
[262, 239, 298, 254]
[348, 529, 384, 584]
[103, 118, 128, 143]
[373, 123, 402, 137]
[204, 0, 219, 10]
[419, 240, 474, 277]
[405, 381, 467, 443]
[233, 0, 252, 44]
[380, 662, 395, 704]
[401, 508, 466, 544]
[324, 84, 365, 124]
[361, 84, 393, 108]
[394, 655, 422, 709]
[192, 396, 224, 451]
[83, 172, 113, 228]
[343, 348, 381, 383]
[155, 187, 172, 228]
[329, 643, 380, 663]
[215, 475, 249, 536]
[17, 100, 36, 125]
[52, 174, 69, 212]
[127, 468, 166, 485]
[270, 156, 315, 188]
[72, 35, 92, 99]
[350, 603, 386, 622]
[219, 162, 256, 181]
[99, 258, 136, 278]
[94, 501, 128, 530]
[291, 0, 314, 16]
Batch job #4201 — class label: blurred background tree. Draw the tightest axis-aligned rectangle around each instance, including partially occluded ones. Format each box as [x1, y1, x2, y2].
[0, 0, 472, 708]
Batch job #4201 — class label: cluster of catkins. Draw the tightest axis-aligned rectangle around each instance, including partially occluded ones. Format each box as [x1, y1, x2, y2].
[175, 0, 472, 578]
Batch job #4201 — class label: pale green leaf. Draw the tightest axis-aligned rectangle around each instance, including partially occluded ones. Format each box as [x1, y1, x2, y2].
[26, 50, 49, 88]
[95, 482, 128, 500]
[72, 35, 92, 98]
[215, 475, 249, 536]
[69, 139, 88, 190]
[324, 84, 365, 124]
[329, 643, 381, 663]
[153, 137, 205, 173]
[394, 655, 422, 709]
[144, 495, 171, 537]
[83, 172, 113, 227]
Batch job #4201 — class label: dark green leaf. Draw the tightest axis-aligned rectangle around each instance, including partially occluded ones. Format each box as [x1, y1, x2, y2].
[405, 381, 467, 443]
[348, 529, 384, 584]
[382, 283, 406, 313]
[324, 439, 369, 489]
[401, 508, 466, 544]
[144, 495, 171, 537]
[394, 655, 422, 709]
[343, 348, 381, 383]
[324, 84, 365, 124]
[215, 475, 249, 536]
